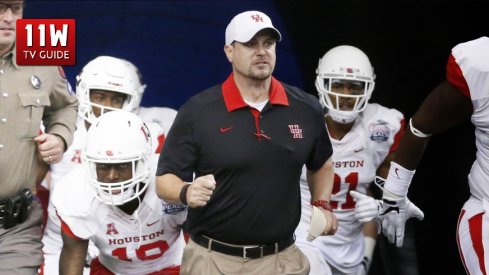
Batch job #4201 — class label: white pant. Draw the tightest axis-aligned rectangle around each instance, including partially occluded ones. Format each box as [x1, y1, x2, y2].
[457, 196, 489, 275]
[296, 240, 332, 275]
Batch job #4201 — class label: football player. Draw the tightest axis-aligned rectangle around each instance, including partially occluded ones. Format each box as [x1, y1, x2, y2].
[295, 45, 418, 275]
[39, 56, 177, 275]
[379, 36, 489, 274]
[54, 110, 185, 274]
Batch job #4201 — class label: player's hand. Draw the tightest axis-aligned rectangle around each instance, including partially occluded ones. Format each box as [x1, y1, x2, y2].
[187, 174, 216, 208]
[350, 190, 382, 223]
[35, 133, 65, 164]
[379, 189, 424, 247]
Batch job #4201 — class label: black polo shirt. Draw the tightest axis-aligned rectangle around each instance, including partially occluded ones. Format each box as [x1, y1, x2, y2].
[157, 74, 332, 245]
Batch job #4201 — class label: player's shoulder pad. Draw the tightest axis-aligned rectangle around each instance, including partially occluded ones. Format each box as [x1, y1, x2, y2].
[146, 158, 187, 216]
[452, 36, 489, 72]
[362, 103, 403, 129]
[139, 106, 177, 118]
[51, 166, 95, 218]
[139, 107, 177, 134]
[145, 121, 164, 139]
[149, 154, 160, 175]
[451, 37, 489, 99]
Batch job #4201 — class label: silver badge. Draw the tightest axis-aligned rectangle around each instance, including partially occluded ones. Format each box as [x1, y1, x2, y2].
[31, 75, 41, 89]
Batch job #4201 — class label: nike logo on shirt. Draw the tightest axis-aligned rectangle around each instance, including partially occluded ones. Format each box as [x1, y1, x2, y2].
[220, 127, 233, 133]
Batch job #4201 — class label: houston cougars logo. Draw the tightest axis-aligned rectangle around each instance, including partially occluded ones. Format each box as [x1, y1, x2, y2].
[288, 124, 303, 139]
[250, 14, 264, 22]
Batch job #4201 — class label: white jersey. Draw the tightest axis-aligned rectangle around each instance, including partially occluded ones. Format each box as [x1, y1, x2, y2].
[52, 156, 186, 274]
[448, 36, 489, 201]
[138, 106, 177, 139]
[295, 103, 403, 273]
[448, 37, 489, 275]
[41, 106, 177, 275]
[48, 118, 87, 190]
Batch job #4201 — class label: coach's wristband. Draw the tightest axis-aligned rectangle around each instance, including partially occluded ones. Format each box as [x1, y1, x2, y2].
[311, 200, 333, 212]
[179, 184, 190, 205]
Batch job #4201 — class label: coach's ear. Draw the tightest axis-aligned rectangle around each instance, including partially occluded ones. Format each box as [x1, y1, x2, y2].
[224, 44, 234, 63]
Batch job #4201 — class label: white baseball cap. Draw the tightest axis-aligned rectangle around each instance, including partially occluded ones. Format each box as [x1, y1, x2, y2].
[225, 11, 282, 46]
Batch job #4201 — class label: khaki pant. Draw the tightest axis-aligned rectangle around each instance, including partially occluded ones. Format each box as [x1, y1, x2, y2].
[0, 200, 43, 275]
[181, 239, 310, 275]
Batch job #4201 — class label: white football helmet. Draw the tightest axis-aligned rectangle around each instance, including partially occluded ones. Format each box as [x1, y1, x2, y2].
[83, 110, 152, 205]
[76, 56, 147, 124]
[315, 45, 375, 124]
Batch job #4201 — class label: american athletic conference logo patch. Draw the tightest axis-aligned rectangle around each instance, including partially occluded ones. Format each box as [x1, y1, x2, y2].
[106, 223, 119, 235]
[368, 121, 390, 142]
[162, 203, 186, 215]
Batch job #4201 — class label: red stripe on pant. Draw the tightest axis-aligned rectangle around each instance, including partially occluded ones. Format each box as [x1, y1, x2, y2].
[462, 210, 487, 275]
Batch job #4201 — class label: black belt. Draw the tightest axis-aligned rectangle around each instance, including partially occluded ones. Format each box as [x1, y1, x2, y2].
[191, 234, 294, 259]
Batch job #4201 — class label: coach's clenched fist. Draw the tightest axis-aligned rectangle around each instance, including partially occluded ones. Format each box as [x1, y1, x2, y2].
[185, 174, 216, 208]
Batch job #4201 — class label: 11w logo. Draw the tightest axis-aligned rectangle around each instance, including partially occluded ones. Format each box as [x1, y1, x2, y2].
[25, 24, 69, 47]
[16, 19, 76, 65]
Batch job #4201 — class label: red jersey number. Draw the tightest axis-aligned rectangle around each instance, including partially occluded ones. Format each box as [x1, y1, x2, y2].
[330, 172, 358, 210]
[112, 240, 169, 262]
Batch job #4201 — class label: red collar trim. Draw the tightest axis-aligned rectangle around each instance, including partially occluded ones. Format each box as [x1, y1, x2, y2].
[222, 73, 289, 112]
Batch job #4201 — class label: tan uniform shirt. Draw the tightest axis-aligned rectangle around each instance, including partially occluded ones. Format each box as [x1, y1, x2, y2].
[0, 48, 78, 198]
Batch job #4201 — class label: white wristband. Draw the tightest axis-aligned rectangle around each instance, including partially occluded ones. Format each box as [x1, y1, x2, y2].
[364, 236, 376, 260]
[409, 118, 432, 138]
[384, 162, 415, 197]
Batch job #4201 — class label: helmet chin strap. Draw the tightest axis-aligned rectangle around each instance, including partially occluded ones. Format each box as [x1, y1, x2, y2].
[134, 195, 142, 249]
[99, 187, 135, 206]
[327, 109, 358, 124]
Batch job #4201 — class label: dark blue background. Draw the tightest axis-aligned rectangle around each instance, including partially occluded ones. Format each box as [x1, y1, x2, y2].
[25, 1, 303, 109]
